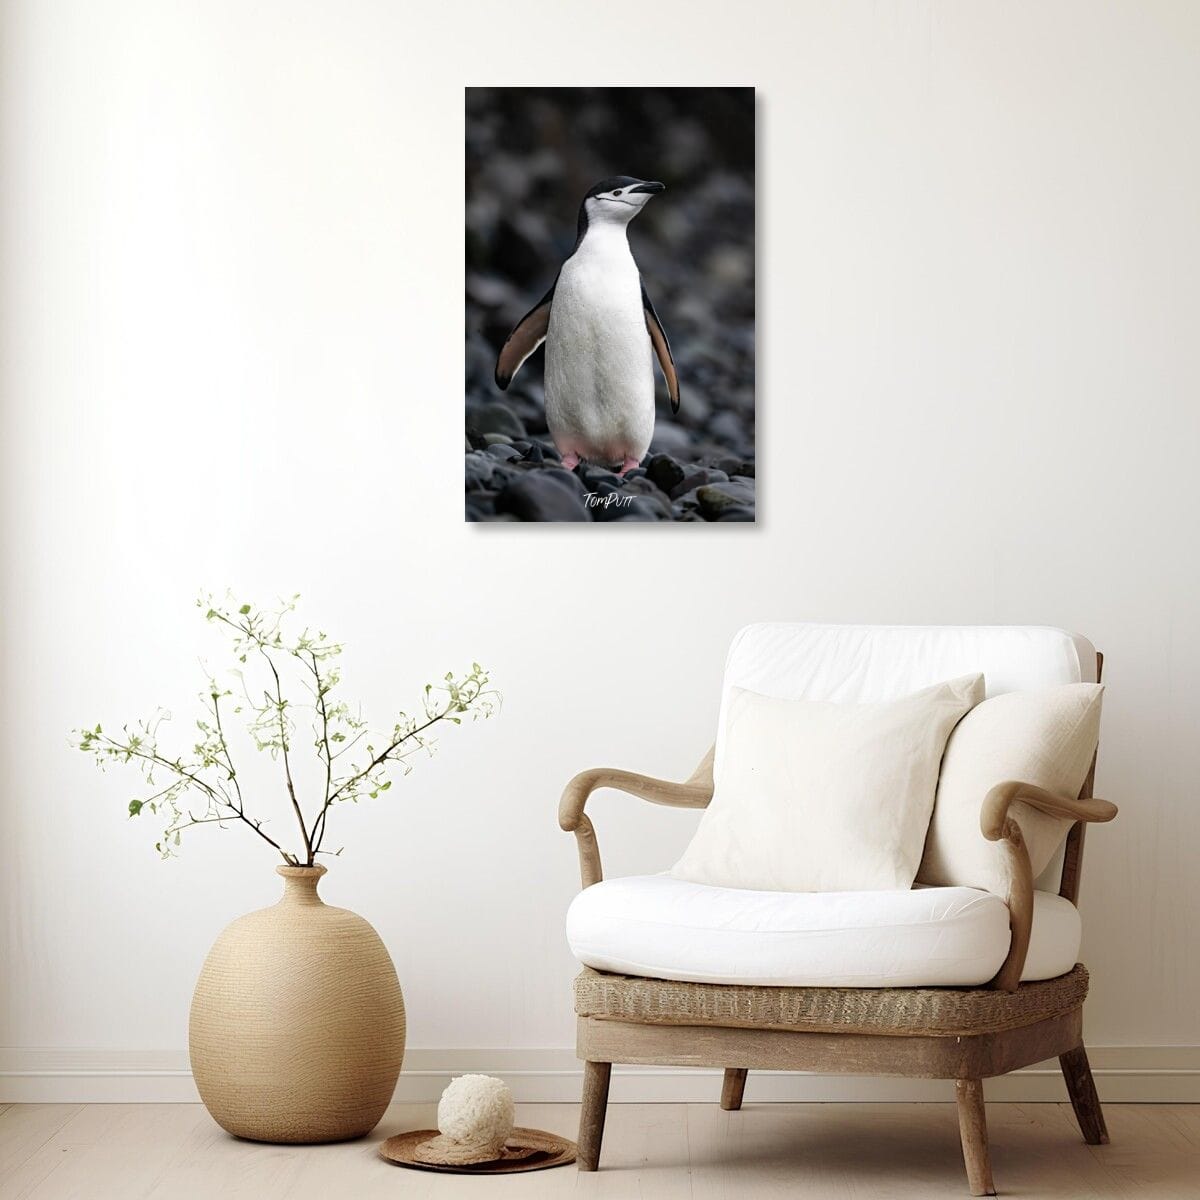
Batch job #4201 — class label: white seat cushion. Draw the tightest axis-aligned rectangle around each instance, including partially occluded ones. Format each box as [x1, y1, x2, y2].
[566, 875, 1081, 988]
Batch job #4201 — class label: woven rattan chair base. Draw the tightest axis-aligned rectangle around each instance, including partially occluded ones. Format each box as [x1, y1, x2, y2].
[574, 964, 1089, 1038]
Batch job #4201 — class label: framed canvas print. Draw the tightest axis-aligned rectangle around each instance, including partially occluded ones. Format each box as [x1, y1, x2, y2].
[465, 87, 755, 523]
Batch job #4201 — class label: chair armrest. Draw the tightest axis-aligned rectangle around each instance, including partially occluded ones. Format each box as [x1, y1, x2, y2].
[559, 748, 715, 889]
[980, 780, 1117, 991]
[981, 780, 1117, 841]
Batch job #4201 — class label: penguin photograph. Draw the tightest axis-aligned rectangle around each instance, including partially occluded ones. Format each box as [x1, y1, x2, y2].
[466, 88, 755, 523]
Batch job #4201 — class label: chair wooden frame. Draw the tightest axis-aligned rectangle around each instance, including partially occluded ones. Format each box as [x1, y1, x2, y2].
[559, 655, 1117, 1196]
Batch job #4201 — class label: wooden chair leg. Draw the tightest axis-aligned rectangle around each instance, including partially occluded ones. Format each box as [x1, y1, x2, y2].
[1059, 1043, 1110, 1145]
[955, 1078, 996, 1196]
[578, 1060, 612, 1171]
[720, 1068, 748, 1111]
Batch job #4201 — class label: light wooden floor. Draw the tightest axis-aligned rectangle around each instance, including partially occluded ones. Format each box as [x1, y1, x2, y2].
[1, 1101, 1198, 1199]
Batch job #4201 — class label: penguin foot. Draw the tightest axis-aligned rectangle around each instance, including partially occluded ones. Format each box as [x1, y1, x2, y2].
[560, 451, 581, 471]
[617, 456, 640, 477]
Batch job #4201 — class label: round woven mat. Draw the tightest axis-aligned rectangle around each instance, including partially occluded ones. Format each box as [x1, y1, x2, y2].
[379, 1127, 576, 1174]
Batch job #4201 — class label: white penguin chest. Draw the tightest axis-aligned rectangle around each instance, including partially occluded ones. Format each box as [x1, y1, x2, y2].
[542, 228, 656, 465]
[547, 234, 652, 389]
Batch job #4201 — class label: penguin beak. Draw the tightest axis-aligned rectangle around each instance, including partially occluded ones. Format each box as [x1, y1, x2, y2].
[629, 181, 665, 194]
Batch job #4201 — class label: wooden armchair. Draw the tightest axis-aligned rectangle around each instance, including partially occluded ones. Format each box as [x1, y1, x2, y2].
[559, 625, 1117, 1196]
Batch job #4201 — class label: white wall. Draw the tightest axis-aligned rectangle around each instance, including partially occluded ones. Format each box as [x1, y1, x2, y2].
[2, 0, 1198, 1103]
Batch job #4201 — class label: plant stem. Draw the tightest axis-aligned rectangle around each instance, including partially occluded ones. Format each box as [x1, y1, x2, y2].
[309, 707, 447, 857]
[99, 737, 295, 862]
[210, 691, 245, 813]
[256, 643, 314, 864]
[210, 607, 315, 865]
[306, 650, 335, 856]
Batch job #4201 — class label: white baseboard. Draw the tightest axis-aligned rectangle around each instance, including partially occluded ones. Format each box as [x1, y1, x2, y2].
[2, 1046, 1197, 1105]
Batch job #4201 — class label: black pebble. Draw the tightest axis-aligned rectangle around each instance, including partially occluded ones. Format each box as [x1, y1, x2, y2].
[464, 452, 496, 490]
[646, 453, 686, 493]
[670, 468, 729, 500]
[465, 494, 497, 521]
[495, 472, 593, 522]
[581, 464, 621, 489]
[609, 498, 668, 522]
[696, 480, 755, 520]
[467, 402, 527, 440]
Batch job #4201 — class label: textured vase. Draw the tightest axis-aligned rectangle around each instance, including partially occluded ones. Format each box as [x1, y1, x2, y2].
[189, 864, 405, 1143]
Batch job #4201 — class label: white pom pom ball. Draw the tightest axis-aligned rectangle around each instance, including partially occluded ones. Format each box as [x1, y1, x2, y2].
[437, 1074, 514, 1152]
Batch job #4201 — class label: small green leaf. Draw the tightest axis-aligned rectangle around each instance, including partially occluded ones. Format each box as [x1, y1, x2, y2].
[128, 799, 143, 816]
[239, 604, 251, 615]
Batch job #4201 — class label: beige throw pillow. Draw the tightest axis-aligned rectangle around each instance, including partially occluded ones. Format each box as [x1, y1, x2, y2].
[671, 675, 983, 893]
[918, 684, 1103, 894]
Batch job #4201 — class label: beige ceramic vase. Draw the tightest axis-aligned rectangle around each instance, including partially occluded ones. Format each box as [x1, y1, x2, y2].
[189, 865, 405, 1143]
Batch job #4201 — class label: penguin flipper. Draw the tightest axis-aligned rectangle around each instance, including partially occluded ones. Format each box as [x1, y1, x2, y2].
[642, 282, 680, 414]
[495, 285, 554, 390]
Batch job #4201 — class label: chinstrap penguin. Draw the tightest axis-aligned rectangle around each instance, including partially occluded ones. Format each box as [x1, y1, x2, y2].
[494, 176, 680, 476]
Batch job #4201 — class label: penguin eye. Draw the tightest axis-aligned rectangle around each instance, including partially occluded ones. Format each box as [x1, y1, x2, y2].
[612, 189, 623, 196]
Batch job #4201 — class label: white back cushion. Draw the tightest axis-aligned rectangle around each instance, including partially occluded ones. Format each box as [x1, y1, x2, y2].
[717, 624, 1096, 773]
[918, 684, 1103, 892]
[673, 676, 983, 893]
